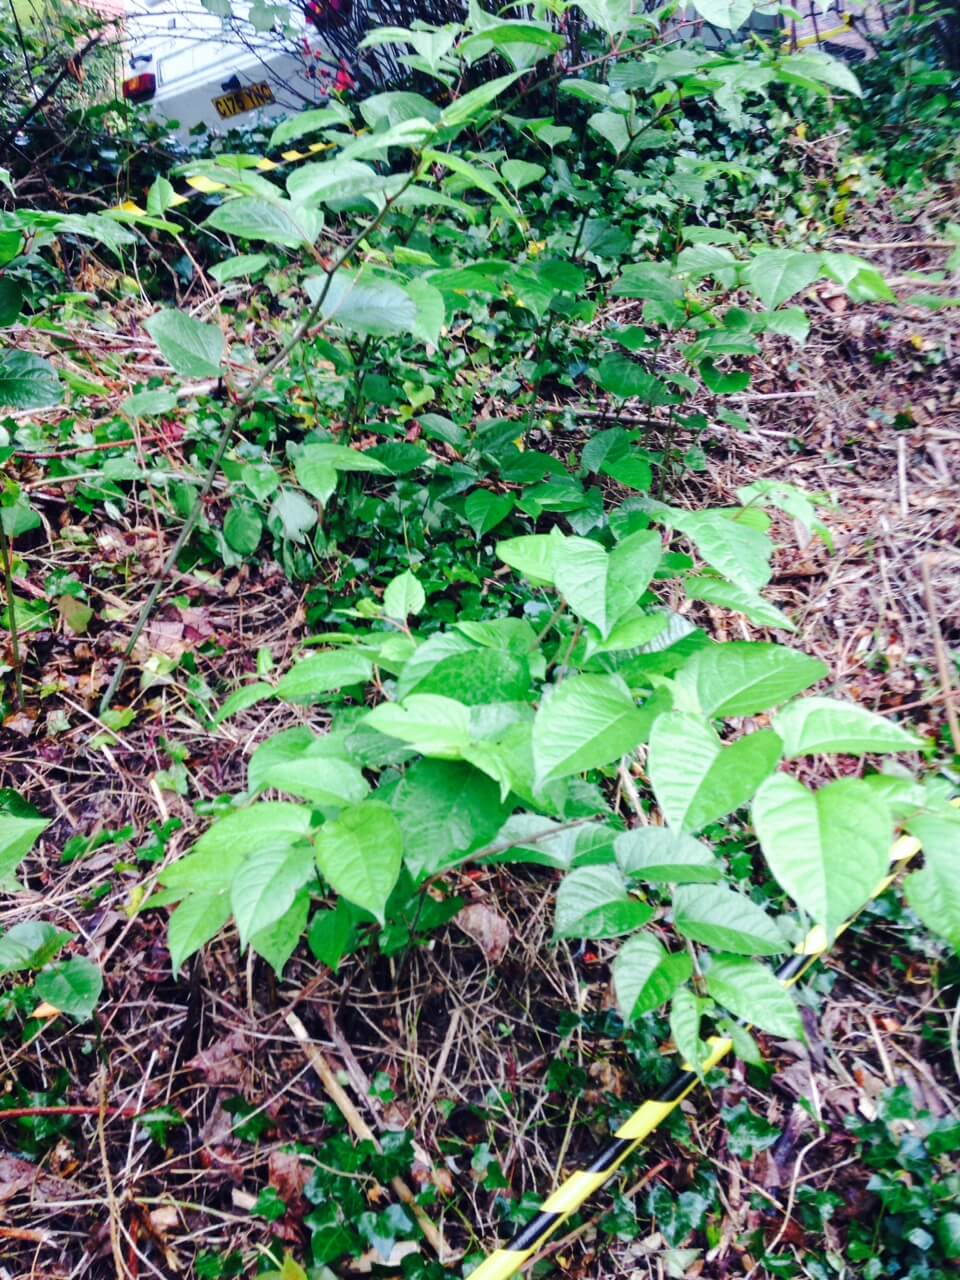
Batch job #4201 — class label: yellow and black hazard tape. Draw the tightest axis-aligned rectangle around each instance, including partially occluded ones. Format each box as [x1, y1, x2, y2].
[469, 825, 931, 1280]
[112, 138, 336, 216]
[792, 13, 854, 49]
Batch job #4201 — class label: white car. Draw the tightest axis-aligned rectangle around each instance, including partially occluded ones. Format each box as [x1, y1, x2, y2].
[121, 0, 335, 134]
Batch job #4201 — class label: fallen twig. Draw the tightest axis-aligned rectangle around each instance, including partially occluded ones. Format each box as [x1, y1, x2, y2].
[285, 1012, 452, 1262]
[921, 553, 960, 755]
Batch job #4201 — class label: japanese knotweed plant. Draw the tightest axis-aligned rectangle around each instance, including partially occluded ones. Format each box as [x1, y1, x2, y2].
[156, 501, 959, 1060]
[112, 7, 959, 1057]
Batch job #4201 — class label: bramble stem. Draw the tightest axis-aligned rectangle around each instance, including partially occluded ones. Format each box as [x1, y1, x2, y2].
[99, 166, 421, 714]
[0, 517, 24, 709]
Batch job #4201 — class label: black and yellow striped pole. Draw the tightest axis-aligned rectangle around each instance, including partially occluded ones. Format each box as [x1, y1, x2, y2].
[469, 829, 925, 1280]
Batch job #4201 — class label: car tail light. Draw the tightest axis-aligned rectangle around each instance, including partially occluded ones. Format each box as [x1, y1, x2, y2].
[123, 73, 156, 102]
[306, 0, 352, 27]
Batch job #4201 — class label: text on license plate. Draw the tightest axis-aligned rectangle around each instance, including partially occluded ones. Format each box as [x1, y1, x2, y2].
[213, 81, 275, 119]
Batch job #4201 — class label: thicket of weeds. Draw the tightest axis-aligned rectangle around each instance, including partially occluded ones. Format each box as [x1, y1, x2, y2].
[0, 1, 958, 1276]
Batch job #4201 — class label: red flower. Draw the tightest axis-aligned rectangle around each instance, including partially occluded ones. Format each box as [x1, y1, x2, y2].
[334, 58, 355, 92]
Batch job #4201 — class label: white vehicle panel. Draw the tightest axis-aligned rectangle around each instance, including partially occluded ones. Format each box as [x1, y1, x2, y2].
[123, 0, 329, 133]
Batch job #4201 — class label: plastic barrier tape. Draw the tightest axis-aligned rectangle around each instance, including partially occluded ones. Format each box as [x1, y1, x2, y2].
[468, 828, 930, 1280]
[111, 139, 336, 216]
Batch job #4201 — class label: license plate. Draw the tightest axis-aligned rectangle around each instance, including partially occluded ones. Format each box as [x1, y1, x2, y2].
[213, 80, 275, 119]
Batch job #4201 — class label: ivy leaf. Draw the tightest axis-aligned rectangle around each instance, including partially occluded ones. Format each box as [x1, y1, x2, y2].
[553, 865, 654, 940]
[168, 891, 232, 974]
[365, 694, 472, 757]
[314, 801, 403, 924]
[752, 775, 892, 938]
[674, 642, 826, 717]
[554, 530, 661, 639]
[0, 351, 62, 410]
[649, 713, 781, 832]
[615, 828, 722, 884]
[533, 675, 651, 785]
[231, 842, 315, 949]
[144, 310, 225, 379]
[34, 956, 103, 1020]
[275, 651, 373, 704]
[613, 933, 693, 1020]
[673, 883, 787, 955]
[706, 955, 804, 1041]
[772, 697, 922, 757]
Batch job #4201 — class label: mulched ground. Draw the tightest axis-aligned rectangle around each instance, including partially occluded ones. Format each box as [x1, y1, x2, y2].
[1, 185, 958, 1278]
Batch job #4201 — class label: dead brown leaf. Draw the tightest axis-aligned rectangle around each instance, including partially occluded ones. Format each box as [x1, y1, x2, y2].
[187, 1029, 253, 1085]
[268, 1150, 309, 1208]
[454, 903, 511, 963]
[0, 1154, 77, 1205]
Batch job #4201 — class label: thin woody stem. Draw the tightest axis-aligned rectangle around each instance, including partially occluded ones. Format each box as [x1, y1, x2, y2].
[100, 165, 421, 714]
[0, 517, 24, 708]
